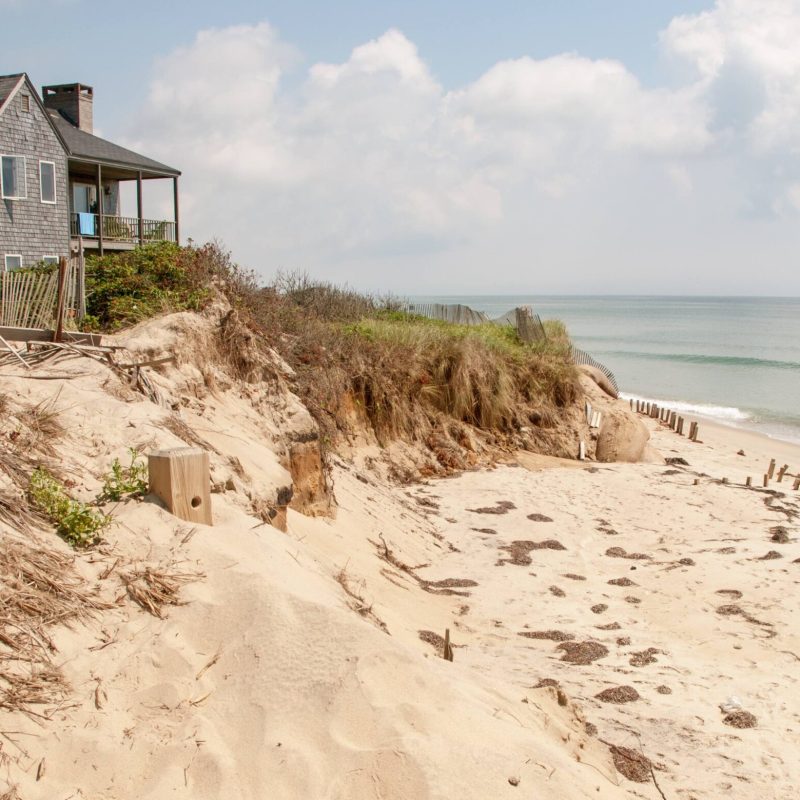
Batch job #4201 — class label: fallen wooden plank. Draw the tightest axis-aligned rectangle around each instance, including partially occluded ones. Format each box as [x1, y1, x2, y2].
[0, 326, 102, 346]
[115, 355, 176, 369]
[0, 333, 30, 370]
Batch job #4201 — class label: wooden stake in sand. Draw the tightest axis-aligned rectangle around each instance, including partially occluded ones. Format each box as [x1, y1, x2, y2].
[777, 465, 788, 482]
[578, 440, 586, 461]
[768, 459, 776, 479]
[148, 448, 212, 525]
[746, 477, 752, 487]
[443, 628, 454, 662]
[53, 256, 69, 343]
[794, 477, 800, 491]
[763, 474, 769, 487]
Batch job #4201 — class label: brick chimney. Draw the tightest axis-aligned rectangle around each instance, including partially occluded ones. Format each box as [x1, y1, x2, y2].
[42, 82, 93, 133]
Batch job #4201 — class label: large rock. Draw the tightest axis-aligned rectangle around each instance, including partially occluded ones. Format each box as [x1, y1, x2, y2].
[595, 409, 650, 463]
[578, 365, 618, 399]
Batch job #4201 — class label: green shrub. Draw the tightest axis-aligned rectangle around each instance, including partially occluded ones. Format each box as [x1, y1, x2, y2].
[29, 469, 110, 548]
[99, 448, 149, 502]
[83, 242, 218, 330]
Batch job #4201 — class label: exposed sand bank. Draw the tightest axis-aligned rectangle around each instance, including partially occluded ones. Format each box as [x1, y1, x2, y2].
[1, 315, 798, 799]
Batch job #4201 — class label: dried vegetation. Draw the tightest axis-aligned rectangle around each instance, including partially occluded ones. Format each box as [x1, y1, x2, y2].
[0, 536, 110, 717]
[122, 566, 204, 619]
[84, 244, 582, 469]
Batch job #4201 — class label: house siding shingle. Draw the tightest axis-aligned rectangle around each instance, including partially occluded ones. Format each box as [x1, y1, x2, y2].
[1, 87, 69, 268]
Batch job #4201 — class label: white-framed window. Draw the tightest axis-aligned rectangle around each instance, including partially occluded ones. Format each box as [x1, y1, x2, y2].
[4, 254, 23, 271]
[39, 161, 56, 204]
[42, 255, 58, 265]
[1, 155, 27, 200]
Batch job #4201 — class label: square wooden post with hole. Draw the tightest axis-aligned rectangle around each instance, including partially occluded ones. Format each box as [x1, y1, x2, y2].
[148, 447, 212, 525]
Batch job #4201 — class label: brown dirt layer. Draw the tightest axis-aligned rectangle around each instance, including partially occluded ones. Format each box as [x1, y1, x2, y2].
[497, 539, 566, 566]
[595, 685, 640, 703]
[610, 746, 652, 783]
[723, 710, 757, 728]
[556, 641, 609, 664]
[608, 577, 636, 586]
[629, 648, 661, 666]
[518, 630, 575, 641]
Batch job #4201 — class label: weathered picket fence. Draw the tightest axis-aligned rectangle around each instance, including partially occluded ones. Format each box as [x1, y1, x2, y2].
[0, 256, 84, 330]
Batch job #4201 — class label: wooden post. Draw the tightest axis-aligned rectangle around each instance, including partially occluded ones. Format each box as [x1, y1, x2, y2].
[148, 447, 212, 525]
[777, 465, 788, 482]
[763, 474, 769, 487]
[722, 477, 729, 484]
[746, 476, 752, 487]
[53, 256, 68, 343]
[630, 399, 634, 412]
[137, 170, 144, 246]
[794, 477, 800, 491]
[578, 440, 586, 461]
[173, 176, 180, 245]
[693, 478, 699, 485]
[767, 459, 776, 479]
[96, 163, 104, 255]
[443, 628, 454, 662]
[76, 241, 86, 321]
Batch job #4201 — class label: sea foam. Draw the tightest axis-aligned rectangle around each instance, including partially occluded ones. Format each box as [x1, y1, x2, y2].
[619, 393, 750, 422]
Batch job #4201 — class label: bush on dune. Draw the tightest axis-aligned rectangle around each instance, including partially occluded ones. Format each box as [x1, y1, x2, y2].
[83, 242, 579, 450]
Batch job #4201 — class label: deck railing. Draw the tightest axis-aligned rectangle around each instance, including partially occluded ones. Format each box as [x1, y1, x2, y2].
[70, 213, 176, 244]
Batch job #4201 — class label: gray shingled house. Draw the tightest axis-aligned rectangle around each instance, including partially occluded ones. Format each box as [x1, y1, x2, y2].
[1, 73, 180, 270]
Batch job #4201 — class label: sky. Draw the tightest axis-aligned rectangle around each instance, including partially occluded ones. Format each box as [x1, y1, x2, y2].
[2, 0, 800, 295]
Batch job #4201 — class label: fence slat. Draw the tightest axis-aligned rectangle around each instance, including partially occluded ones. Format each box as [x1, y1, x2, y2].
[570, 345, 620, 397]
[0, 258, 84, 329]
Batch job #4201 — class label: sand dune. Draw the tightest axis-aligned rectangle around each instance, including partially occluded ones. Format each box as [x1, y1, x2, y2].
[1, 311, 798, 799]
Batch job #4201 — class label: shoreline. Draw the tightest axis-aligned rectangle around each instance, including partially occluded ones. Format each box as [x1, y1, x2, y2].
[620, 392, 800, 448]
[634, 403, 800, 483]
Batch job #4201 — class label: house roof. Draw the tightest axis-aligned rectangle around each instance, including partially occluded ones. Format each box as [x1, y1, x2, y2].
[0, 73, 25, 116]
[48, 111, 180, 177]
[1, 71, 180, 178]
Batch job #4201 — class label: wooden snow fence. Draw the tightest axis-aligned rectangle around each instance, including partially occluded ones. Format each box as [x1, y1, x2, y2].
[402, 302, 491, 326]
[0, 255, 85, 330]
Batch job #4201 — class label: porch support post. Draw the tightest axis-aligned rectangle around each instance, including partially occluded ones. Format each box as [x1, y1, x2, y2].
[173, 176, 180, 245]
[137, 171, 144, 246]
[97, 163, 104, 255]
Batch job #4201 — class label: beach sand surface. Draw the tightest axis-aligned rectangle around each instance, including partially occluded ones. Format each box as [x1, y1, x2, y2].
[2, 318, 798, 799]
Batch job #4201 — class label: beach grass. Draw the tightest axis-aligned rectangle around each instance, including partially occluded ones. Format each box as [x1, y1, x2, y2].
[83, 242, 579, 446]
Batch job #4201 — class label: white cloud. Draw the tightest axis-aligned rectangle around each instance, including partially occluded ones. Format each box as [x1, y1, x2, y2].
[126, 7, 800, 293]
[664, 0, 800, 153]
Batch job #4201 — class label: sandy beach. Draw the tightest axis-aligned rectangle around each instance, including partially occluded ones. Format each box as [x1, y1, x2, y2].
[291, 409, 800, 799]
[1, 308, 798, 800]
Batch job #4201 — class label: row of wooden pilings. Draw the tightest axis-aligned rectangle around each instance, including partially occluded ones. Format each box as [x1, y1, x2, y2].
[760, 458, 800, 490]
[716, 459, 798, 489]
[630, 399, 701, 442]
[630, 398, 799, 491]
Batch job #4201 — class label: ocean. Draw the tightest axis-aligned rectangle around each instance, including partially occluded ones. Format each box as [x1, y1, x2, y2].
[407, 296, 800, 444]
